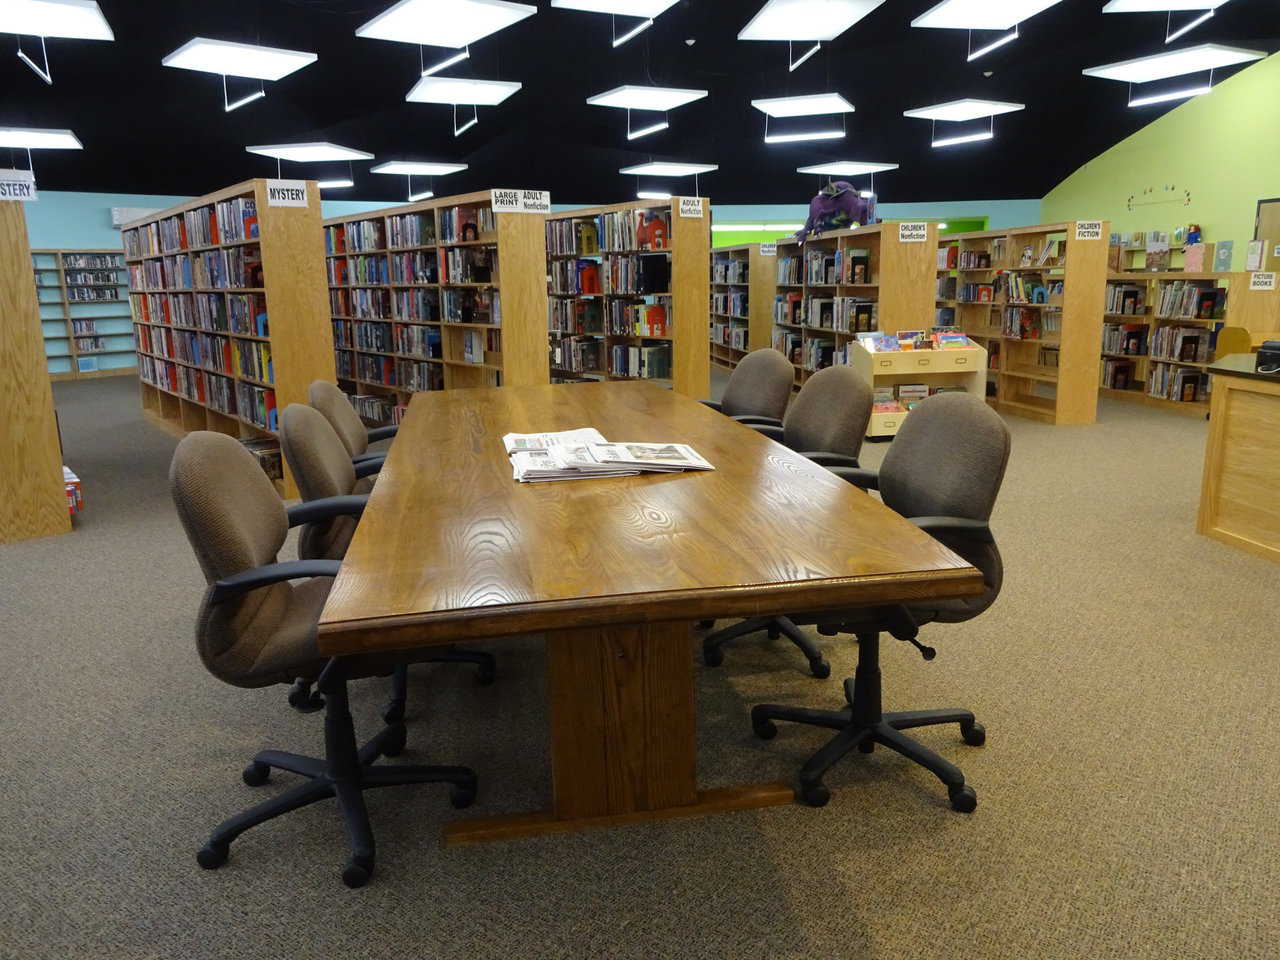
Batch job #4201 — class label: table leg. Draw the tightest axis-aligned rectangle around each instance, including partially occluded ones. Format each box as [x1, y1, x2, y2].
[442, 621, 793, 845]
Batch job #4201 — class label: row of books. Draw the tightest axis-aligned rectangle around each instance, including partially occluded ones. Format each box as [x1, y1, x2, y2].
[1150, 325, 1210, 363]
[1003, 273, 1059, 304]
[443, 288, 500, 325]
[1102, 322, 1148, 356]
[67, 286, 121, 302]
[874, 383, 966, 414]
[607, 300, 670, 337]
[352, 394, 398, 422]
[712, 259, 749, 284]
[937, 245, 958, 270]
[390, 251, 438, 285]
[74, 336, 107, 352]
[803, 248, 872, 286]
[711, 320, 748, 350]
[342, 219, 386, 253]
[214, 197, 260, 244]
[355, 320, 394, 352]
[546, 218, 602, 256]
[331, 287, 392, 320]
[711, 291, 748, 317]
[549, 298, 602, 335]
[803, 337, 835, 371]
[1003, 306, 1062, 340]
[392, 287, 439, 322]
[441, 246, 495, 284]
[805, 297, 878, 333]
[603, 254, 671, 295]
[132, 291, 267, 336]
[550, 335, 602, 374]
[937, 275, 957, 300]
[598, 209, 669, 252]
[774, 291, 803, 325]
[334, 349, 354, 378]
[64, 254, 122, 269]
[858, 330, 973, 353]
[1106, 283, 1147, 315]
[1100, 358, 1137, 390]
[1155, 282, 1227, 320]
[552, 258, 601, 295]
[958, 249, 992, 270]
[65, 270, 121, 285]
[388, 212, 434, 249]
[440, 205, 496, 243]
[140, 325, 273, 384]
[394, 324, 442, 359]
[610, 343, 671, 379]
[776, 256, 802, 285]
[773, 329, 802, 365]
[70, 319, 102, 335]
[1147, 362, 1208, 403]
[332, 319, 352, 349]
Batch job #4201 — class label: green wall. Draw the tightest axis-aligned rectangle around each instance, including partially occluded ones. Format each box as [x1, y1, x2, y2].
[1042, 52, 1280, 271]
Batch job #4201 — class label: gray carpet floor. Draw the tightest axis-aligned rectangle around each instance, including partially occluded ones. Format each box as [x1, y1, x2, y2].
[2, 374, 1278, 960]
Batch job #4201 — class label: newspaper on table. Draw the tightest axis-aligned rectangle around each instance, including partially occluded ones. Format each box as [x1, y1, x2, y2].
[502, 429, 714, 483]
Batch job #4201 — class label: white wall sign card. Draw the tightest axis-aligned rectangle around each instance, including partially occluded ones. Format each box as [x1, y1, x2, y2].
[265, 179, 308, 207]
[1249, 271, 1277, 292]
[1272, 243, 1280, 259]
[678, 197, 705, 219]
[759, 241, 777, 257]
[898, 222, 927, 243]
[1246, 240, 1265, 271]
[1075, 221, 1103, 241]
[0, 169, 37, 202]
[490, 189, 551, 214]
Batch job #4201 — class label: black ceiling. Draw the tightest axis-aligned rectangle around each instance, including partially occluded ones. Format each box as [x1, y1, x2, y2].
[3, 0, 1276, 204]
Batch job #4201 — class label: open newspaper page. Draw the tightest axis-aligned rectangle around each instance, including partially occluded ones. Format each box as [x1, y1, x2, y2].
[586, 442, 714, 472]
[510, 444, 640, 482]
[502, 427, 606, 456]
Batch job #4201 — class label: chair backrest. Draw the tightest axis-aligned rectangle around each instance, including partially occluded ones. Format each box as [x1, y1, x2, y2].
[279, 404, 359, 561]
[720, 348, 794, 421]
[308, 380, 368, 458]
[782, 365, 872, 457]
[879, 392, 1011, 622]
[170, 431, 296, 686]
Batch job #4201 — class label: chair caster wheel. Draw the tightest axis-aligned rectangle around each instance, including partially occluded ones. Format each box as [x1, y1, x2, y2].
[752, 718, 778, 740]
[697, 619, 714, 630]
[961, 721, 986, 747]
[287, 681, 324, 713]
[242, 761, 270, 786]
[381, 725, 407, 758]
[949, 784, 977, 813]
[798, 781, 830, 808]
[703, 645, 724, 667]
[858, 740, 874, 754]
[808, 659, 831, 679]
[196, 841, 229, 870]
[475, 661, 496, 686]
[381, 702, 405, 726]
[767, 625, 781, 639]
[450, 784, 477, 810]
[342, 858, 372, 888]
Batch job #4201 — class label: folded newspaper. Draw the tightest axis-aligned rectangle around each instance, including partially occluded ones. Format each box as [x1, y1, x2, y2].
[502, 429, 714, 483]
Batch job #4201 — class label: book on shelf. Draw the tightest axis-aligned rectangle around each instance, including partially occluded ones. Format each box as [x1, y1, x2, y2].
[1100, 358, 1136, 390]
[1183, 243, 1207, 273]
[937, 245, 958, 270]
[1105, 283, 1146, 315]
[1213, 241, 1234, 272]
[1103, 322, 1148, 355]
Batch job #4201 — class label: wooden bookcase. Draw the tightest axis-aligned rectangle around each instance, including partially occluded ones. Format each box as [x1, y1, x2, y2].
[31, 248, 135, 381]
[770, 223, 938, 392]
[937, 221, 1110, 425]
[847, 340, 987, 438]
[709, 242, 775, 373]
[545, 198, 710, 399]
[1, 201, 71, 542]
[324, 189, 549, 424]
[123, 178, 333, 497]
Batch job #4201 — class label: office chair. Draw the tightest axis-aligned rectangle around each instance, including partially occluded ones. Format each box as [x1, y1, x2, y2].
[750, 392, 1010, 812]
[702, 365, 873, 678]
[700, 347, 794, 423]
[308, 379, 397, 466]
[170, 432, 476, 887]
[279, 404, 495, 721]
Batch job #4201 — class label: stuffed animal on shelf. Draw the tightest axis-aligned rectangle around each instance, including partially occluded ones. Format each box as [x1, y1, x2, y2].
[796, 181, 875, 241]
[1186, 223, 1202, 245]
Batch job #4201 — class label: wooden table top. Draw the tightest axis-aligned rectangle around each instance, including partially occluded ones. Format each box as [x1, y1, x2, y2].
[317, 381, 982, 655]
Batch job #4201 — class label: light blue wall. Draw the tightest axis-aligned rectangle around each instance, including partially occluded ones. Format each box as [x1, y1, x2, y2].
[556, 199, 1042, 229]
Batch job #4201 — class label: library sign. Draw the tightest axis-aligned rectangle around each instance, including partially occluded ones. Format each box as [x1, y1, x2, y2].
[491, 189, 551, 214]
[1076, 221, 1104, 241]
[265, 179, 308, 207]
[898, 222, 928, 243]
[0, 169, 37, 202]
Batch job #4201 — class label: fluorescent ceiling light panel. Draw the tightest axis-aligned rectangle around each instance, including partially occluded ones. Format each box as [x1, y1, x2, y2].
[0, 126, 82, 149]
[765, 129, 845, 143]
[161, 38, 316, 80]
[636, 190, 672, 200]
[1102, 1, 1228, 10]
[968, 28, 1018, 61]
[903, 98, 1024, 121]
[628, 120, 669, 140]
[1, 0, 113, 41]
[1128, 83, 1211, 106]
[738, 0, 886, 42]
[932, 129, 994, 147]
[245, 142, 374, 162]
[751, 93, 854, 117]
[318, 179, 354, 189]
[408, 189, 435, 201]
[796, 161, 898, 175]
[587, 84, 709, 111]
[421, 49, 469, 76]
[619, 161, 718, 176]
[550, 1, 679, 14]
[356, 0, 536, 48]
[406, 75, 521, 105]
[612, 19, 652, 46]
[371, 161, 468, 175]
[912, 0, 1064, 30]
[1082, 43, 1264, 83]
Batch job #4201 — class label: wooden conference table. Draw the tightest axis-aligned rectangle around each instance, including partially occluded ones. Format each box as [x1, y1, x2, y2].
[317, 381, 983, 843]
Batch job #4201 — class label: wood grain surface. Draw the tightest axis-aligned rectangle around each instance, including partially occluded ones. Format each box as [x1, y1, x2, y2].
[317, 381, 980, 654]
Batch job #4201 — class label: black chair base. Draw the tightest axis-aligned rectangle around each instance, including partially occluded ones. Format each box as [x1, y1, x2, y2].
[750, 632, 984, 812]
[702, 616, 831, 678]
[198, 662, 476, 888]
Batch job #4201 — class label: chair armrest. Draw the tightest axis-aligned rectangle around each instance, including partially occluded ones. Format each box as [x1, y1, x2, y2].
[908, 516, 994, 544]
[210, 560, 342, 604]
[351, 450, 383, 465]
[827, 465, 879, 489]
[801, 452, 861, 469]
[748, 423, 786, 443]
[732, 415, 783, 427]
[699, 399, 723, 412]
[353, 457, 385, 479]
[366, 424, 399, 443]
[286, 495, 369, 528]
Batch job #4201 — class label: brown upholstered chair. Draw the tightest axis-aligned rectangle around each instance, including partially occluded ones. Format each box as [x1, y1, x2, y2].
[279, 403, 495, 720]
[701, 347, 794, 423]
[308, 380, 396, 464]
[702, 365, 874, 677]
[170, 431, 475, 887]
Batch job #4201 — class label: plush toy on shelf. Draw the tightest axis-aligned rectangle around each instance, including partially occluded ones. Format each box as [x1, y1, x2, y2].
[1186, 223, 1202, 245]
[796, 181, 876, 241]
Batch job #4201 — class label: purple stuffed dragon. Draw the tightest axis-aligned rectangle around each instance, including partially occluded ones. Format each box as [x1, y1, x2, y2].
[796, 181, 876, 241]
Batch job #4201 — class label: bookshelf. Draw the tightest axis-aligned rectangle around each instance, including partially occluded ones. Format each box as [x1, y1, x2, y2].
[123, 178, 333, 497]
[324, 190, 550, 424]
[545, 198, 710, 399]
[31, 248, 135, 381]
[937, 221, 1110, 425]
[771, 223, 938, 393]
[709, 242, 776, 373]
[1, 200, 71, 542]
